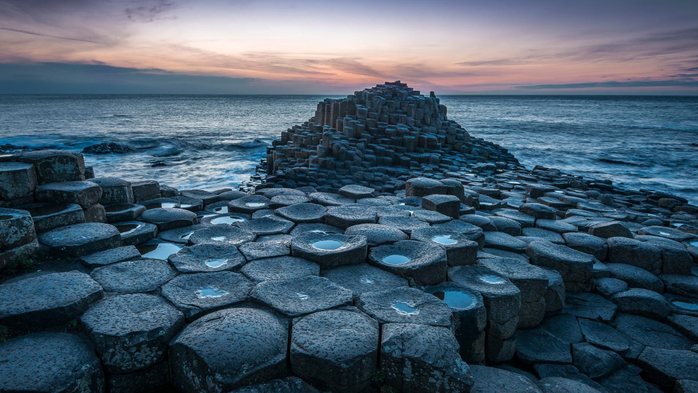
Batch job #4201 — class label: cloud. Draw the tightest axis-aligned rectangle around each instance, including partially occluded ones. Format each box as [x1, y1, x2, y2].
[0, 27, 103, 44]
[455, 59, 522, 67]
[516, 80, 698, 89]
[125, 0, 176, 23]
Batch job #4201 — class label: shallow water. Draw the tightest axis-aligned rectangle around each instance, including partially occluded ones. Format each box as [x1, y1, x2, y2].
[137, 242, 181, 259]
[1, 95, 696, 202]
[433, 290, 474, 309]
[312, 240, 343, 251]
[383, 254, 411, 265]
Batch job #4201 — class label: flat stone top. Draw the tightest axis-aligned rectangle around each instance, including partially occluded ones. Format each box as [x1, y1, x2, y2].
[358, 286, 453, 327]
[140, 208, 197, 224]
[0, 271, 102, 320]
[0, 332, 101, 392]
[171, 307, 288, 372]
[81, 293, 183, 336]
[241, 256, 320, 282]
[91, 258, 176, 293]
[338, 184, 375, 199]
[0, 207, 32, 219]
[527, 240, 596, 263]
[323, 264, 408, 298]
[38, 223, 120, 248]
[252, 276, 353, 317]
[0, 161, 34, 170]
[449, 265, 521, 298]
[470, 365, 542, 393]
[36, 180, 99, 191]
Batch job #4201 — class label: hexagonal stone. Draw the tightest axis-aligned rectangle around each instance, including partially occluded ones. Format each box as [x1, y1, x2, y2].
[526, 240, 594, 292]
[562, 232, 607, 260]
[38, 222, 120, 257]
[470, 365, 541, 393]
[168, 243, 246, 273]
[0, 161, 37, 200]
[291, 232, 367, 269]
[381, 323, 474, 393]
[79, 245, 141, 267]
[405, 177, 447, 197]
[338, 184, 375, 199]
[131, 180, 160, 203]
[114, 221, 157, 246]
[516, 328, 572, 364]
[269, 194, 311, 208]
[228, 195, 271, 214]
[572, 342, 626, 379]
[22, 202, 85, 233]
[188, 225, 256, 246]
[35, 181, 102, 208]
[81, 293, 184, 373]
[564, 292, 617, 321]
[0, 207, 36, 251]
[157, 224, 206, 244]
[614, 313, 692, 350]
[638, 226, 694, 242]
[484, 231, 527, 252]
[310, 191, 354, 206]
[378, 215, 430, 235]
[324, 204, 377, 229]
[104, 203, 145, 223]
[180, 189, 220, 206]
[606, 263, 664, 292]
[522, 227, 565, 244]
[537, 377, 602, 393]
[607, 237, 662, 274]
[140, 208, 197, 231]
[170, 308, 288, 392]
[577, 318, 633, 352]
[345, 223, 408, 246]
[161, 272, 253, 320]
[252, 276, 352, 317]
[368, 240, 447, 285]
[0, 333, 105, 393]
[289, 222, 344, 236]
[16, 149, 85, 184]
[90, 177, 134, 205]
[91, 259, 176, 294]
[611, 288, 670, 320]
[411, 227, 478, 266]
[357, 286, 453, 327]
[323, 263, 407, 300]
[637, 347, 698, 388]
[237, 216, 294, 235]
[422, 194, 461, 219]
[589, 221, 635, 239]
[241, 256, 320, 282]
[0, 271, 103, 328]
[662, 274, 698, 298]
[291, 308, 378, 392]
[239, 237, 291, 260]
[228, 377, 320, 393]
[276, 203, 327, 223]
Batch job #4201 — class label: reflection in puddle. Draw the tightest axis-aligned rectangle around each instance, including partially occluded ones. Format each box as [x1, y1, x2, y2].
[245, 202, 266, 208]
[312, 240, 343, 250]
[359, 276, 375, 285]
[392, 301, 419, 315]
[197, 286, 227, 298]
[383, 255, 410, 265]
[659, 231, 672, 236]
[105, 204, 131, 213]
[434, 290, 474, 309]
[672, 299, 698, 311]
[137, 242, 181, 260]
[211, 216, 246, 225]
[479, 274, 506, 284]
[116, 224, 142, 236]
[214, 206, 229, 213]
[180, 231, 195, 240]
[211, 236, 226, 241]
[204, 259, 228, 268]
[296, 292, 310, 300]
[432, 235, 457, 245]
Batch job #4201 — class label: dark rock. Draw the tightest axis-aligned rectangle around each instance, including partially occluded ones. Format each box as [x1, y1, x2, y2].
[572, 343, 626, 379]
[662, 274, 698, 298]
[228, 195, 272, 214]
[588, 221, 633, 239]
[115, 220, 157, 246]
[79, 245, 141, 267]
[346, 223, 409, 245]
[412, 227, 479, 266]
[83, 203, 107, 223]
[594, 277, 628, 297]
[541, 267, 566, 313]
[21, 202, 85, 233]
[180, 189, 220, 206]
[91, 177, 134, 205]
[136, 239, 182, 260]
[82, 142, 133, 154]
[291, 232, 367, 269]
[358, 286, 453, 327]
[523, 227, 565, 244]
[405, 177, 447, 197]
[610, 288, 670, 320]
[35, 181, 102, 207]
[563, 292, 617, 321]
[0, 207, 36, 251]
[516, 328, 572, 364]
[276, 203, 327, 223]
[519, 203, 557, 220]
[562, 232, 608, 261]
[470, 365, 542, 393]
[637, 235, 694, 275]
[170, 307, 288, 392]
[638, 226, 694, 242]
[338, 184, 375, 199]
[91, 258, 176, 293]
[606, 263, 664, 292]
[104, 203, 145, 223]
[484, 231, 528, 252]
[131, 180, 161, 203]
[666, 314, 698, 341]
[161, 272, 253, 320]
[237, 216, 294, 235]
[140, 208, 197, 231]
[614, 313, 692, 350]
[323, 263, 407, 300]
[324, 204, 377, 229]
[539, 314, 584, 344]
[422, 194, 461, 218]
[39, 222, 120, 257]
[368, 240, 447, 285]
[607, 237, 662, 274]
[228, 376, 319, 393]
[527, 240, 594, 292]
[157, 225, 205, 244]
[81, 293, 184, 373]
[16, 149, 85, 184]
[239, 237, 290, 260]
[107, 361, 169, 393]
[251, 276, 352, 317]
[597, 364, 663, 393]
[0, 162, 37, 200]
[242, 256, 320, 282]
[169, 243, 246, 273]
[537, 377, 603, 393]
[534, 364, 606, 392]
[637, 347, 698, 387]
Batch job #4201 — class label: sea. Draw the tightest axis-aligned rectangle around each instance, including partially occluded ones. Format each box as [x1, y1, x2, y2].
[1, 95, 696, 203]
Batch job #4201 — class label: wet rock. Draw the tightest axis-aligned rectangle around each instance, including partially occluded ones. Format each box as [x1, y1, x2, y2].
[578, 318, 633, 352]
[0, 162, 37, 200]
[82, 142, 133, 154]
[470, 365, 542, 393]
[381, 323, 474, 393]
[537, 377, 603, 393]
[527, 240, 594, 292]
[324, 204, 377, 229]
[169, 307, 288, 392]
[242, 256, 320, 282]
[0, 332, 105, 393]
[638, 226, 694, 242]
[21, 202, 85, 233]
[572, 342, 626, 379]
[338, 184, 375, 199]
[412, 227, 479, 266]
[662, 274, 698, 298]
[107, 361, 169, 393]
[494, 209, 536, 228]
[422, 194, 461, 218]
[83, 203, 107, 223]
[606, 263, 664, 292]
[91, 259, 176, 293]
[276, 203, 327, 223]
[104, 203, 145, 223]
[0, 271, 103, 328]
[516, 328, 572, 364]
[539, 314, 583, 344]
[291, 232, 367, 269]
[588, 221, 633, 239]
[564, 292, 617, 321]
[252, 275, 352, 317]
[358, 286, 453, 327]
[310, 191, 354, 206]
[289, 222, 344, 236]
[519, 203, 557, 220]
[239, 237, 290, 260]
[291, 308, 379, 392]
[637, 235, 694, 275]
[188, 225, 256, 246]
[79, 245, 141, 267]
[180, 189, 220, 206]
[346, 223, 409, 245]
[81, 293, 184, 373]
[597, 364, 662, 393]
[406, 177, 447, 197]
[237, 216, 294, 235]
[484, 231, 527, 252]
[368, 240, 447, 285]
[161, 272, 253, 320]
[562, 232, 608, 261]
[666, 314, 698, 341]
[131, 180, 161, 203]
[39, 222, 120, 257]
[607, 237, 662, 274]
[323, 263, 407, 300]
[533, 364, 606, 392]
[637, 347, 698, 388]
[140, 207, 197, 231]
[0, 207, 36, 251]
[535, 219, 577, 234]
[595, 277, 628, 297]
[675, 380, 698, 393]
[136, 239, 182, 260]
[228, 195, 271, 214]
[91, 177, 134, 205]
[229, 376, 320, 393]
[542, 267, 566, 313]
[115, 220, 157, 246]
[169, 243, 246, 273]
[611, 288, 670, 320]
[614, 313, 692, 350]
[157, 225, 205, 244]
[269, 194, 311, 208]
[16, 149, 85, 183]
[522, 227, 565, 244]
[36, 181, 102, 207]
[378, 215, 431, 235]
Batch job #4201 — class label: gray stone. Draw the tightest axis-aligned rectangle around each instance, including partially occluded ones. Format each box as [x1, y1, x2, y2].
[242, 256, 320, 282]
[381, 323, 474, 393]
[662, 274, 698, 298]
[114, 221, 157, 246]
[422, 194, 461, 218]
[666, 314, 698, 341]
[239, 238, 290, 260]
[0, 207, 36, 251]
[607, 237, 662, 274]
[520, 203, 557, 220]
[324, 204, 377, 229]
[131, 180, 161, 203]
[140, 208, 197, 231]
[289, 222, 344, 236]
[170, 307, 288, 392]
[188, 225, 256, 246]
[309, 191, 354, 206]
[91, 259, 176, 293]
[323, 263, 407, 300]
[338, 184, 375, 199]
[615, 313, 692, 350]
[229, 376, 320, 393]
[484, 231, 528, 252]
[22, 203, 85, 233]
[542, 268, 566, 313]
[180, 189, 220, 206]
[534, 364, 606, 392]
[638, 226, 694, 242]
[0, 332, 105, 393]
[237, 216, 294, 235]
[291, 232, 367, 269]
[598, 364, 663, 393]
[36, 181, 102, 207]
[41, 223, 122, 258]
[536, 219, 578, 234]
[368, 240, 447, 285]
[606, 263, 664, 293]
[675, 380, 698, 393]
[412, 227, 479, 266]
[637, 347, 698, 387]
[269, 194, 311, 208]
[169, 243, 246, 273]
[405, 177, 447, 197]
[494, 208, 536, 228]
[539, 314, 584, 344]
[346, 223, 409, 245]
[107, 361, 169, 393]
[91, 177, 134, 205]
[578, 318, 633, 352]
[135, 239, 182, 260]
[291, 308, 379, 393]
[228, 195, 272, 214]
[470, 365, 542, 393]
[523, 227, 565, 244]
[595, 277, 628, 297]
[358, 286, 454, 327]
[276, 203, 327, 223]
[562, 232, 608, 261]
[157, 225, 206, 244]
[79, 245, 141, 267]
[16, 150, 85, 184]
[527, 240, 594, 292]
[83, 203, 107, 223]
[516, 328, 572, 364]
[104, 203, 145, 223]
[378, 215, 430, 234]
[588, 221, 633, 239]
[81, 293, 184, 373]
[537, 377, 603, 393]
[564, 292, 617, 321]
[0, 271, 103, 328]
[611, 288, 670, 320]
[0, 162, 37, 200]
[572, 343, 626, 379]
[252, 276, 352, 317]
[637, 235, 694, 275]
[161, 272, 253, 320]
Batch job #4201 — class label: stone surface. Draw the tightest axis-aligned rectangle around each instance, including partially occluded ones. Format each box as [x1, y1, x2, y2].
[81, 293, 184, 373]
[161, 272, 253, 320]
[368, 240, 447, 285]
[0, 332, 105, 393]
[572, 342, 626, 379]
[324, 204, 377, 229]
[606, 263, 664, 293]
[39, 222, 120, 257]
[22, 202, 85, 233]
[79, 245, 141, 267]
[345, 223, 409, 245]
[0, 161, 37, 200]
[611, 288, 670, 320]
[588, 221, 633, 239]
[229, 376, 320, 393]
[537, 377, 603, 393]
[412, 227, 479, 266]
[291, 232, 367, 269]
[168, 243, 246, 273]
[607, 237, 662, 274]
[323, 263, 407, 300]
[170, 307, 288, 392]
[237, 216, 294, 235]
[36, 181, 102, 207]
[527, 240, 594, 291]
[614, 313, 692, 350]
[91, 177, 134, 205]
[16, 149, 85, 184]
[578, 318, 633, 352]
[516, 328, 572, 364]
[276, 203, 327, 223]
[188, 225, 256, 246]
[637, 347, 698, 387]
[562, 232, 608, 261]
[91, 258, 176, 293]
[470, 365, 542, 393]
[0, 207, 36, 252]
[564, 292, 617, 321]
[358, 286, 454, 327]
[140, 207, 197, 231]
[251, 275, 352, 317]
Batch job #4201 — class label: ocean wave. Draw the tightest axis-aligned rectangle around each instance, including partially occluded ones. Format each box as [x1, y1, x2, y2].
[598, 158, 641, 167]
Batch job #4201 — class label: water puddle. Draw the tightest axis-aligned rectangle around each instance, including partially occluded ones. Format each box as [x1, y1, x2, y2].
[392, 301, 419, 315]
[211, 236, 226, 241]
[197, 286, 227, 298]
[213, 206, 229, 213]
[137, 242, 181, 259]
[296, 292, 310, 300]
[690, 240, 698, 248]
[116, 223, 142, 236]
[359, 276, 375, 285]
[383, 254, 410, 265]
[479, 274, 506, 284]
[672, 299, 698, 311]
[180, 231, 195, 240]
[210, 215, 246, 225]
[432, 235, 457, 245]
[433, 290, 474, 309]
[659, 231, 672, 236]
[204, 259, 228, 268]
[312, 240, 343, 250]
[245, 202, 266, 208]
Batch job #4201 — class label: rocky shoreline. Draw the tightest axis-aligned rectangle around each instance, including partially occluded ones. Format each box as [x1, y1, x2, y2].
[1, 82, 697, 393]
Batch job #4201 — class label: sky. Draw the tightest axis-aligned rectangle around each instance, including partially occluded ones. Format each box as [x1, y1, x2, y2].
[1, 0, 697, 94]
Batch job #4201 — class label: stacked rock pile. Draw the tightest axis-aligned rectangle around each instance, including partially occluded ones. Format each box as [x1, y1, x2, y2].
[0, 84, 698, 393]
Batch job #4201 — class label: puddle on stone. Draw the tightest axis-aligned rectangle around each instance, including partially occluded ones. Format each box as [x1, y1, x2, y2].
[392, 301, 419, 315]
[245, 202, 266, 208]
[116, 224, 142, 236]
[180, 204, 193, 209]
[432, 235, 457, 245]
[210, 216, 246, 225]
[197, 286, 227, 298]
[308, 230, 329, 234]
[137, 242, 181, 260]
[690, 240, 698, 248]
[479, 274, 506, 284]
[26, 204, 68, 217]
[434, 290, 474, 309]
[296, 292, 310, 300]
[672, 299, 698, 311]
[383, 254, 411, 265]
[161, 202, 178, 209]
[211, 236, 226, 241]
[105, 204, 131, 213]
[312, 240, 343, 251]
[213, 206, 229, 213]
[204, 259, 228, 268]
[180, 231, 195, 240]
[659, 231, 672, 236]
[359, 276, 375, 285]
